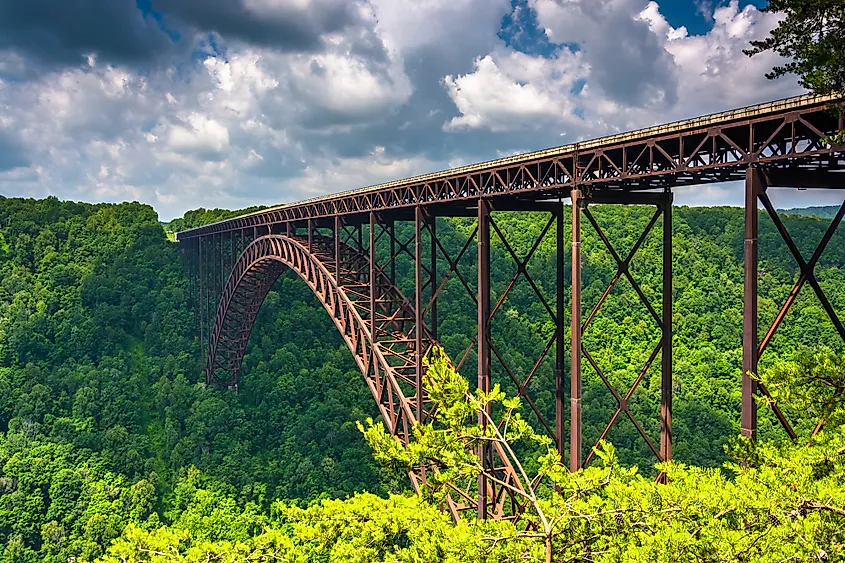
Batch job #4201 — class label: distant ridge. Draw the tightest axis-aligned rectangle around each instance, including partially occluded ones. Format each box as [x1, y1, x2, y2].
[777, 205, 843, 219]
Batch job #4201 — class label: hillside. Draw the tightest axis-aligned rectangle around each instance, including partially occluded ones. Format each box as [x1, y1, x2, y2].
[160, 206, 269, 234]
[779, 204, 843, 219]
[1, 196, 844, 560]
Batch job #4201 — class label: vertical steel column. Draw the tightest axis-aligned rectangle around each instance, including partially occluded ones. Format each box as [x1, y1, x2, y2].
[199, 236, 206, 384]
[429, 216, 438, 340]
[555, 205, 566, 454]
[742, 168, 763, 439]
[477, 198, 492, 519]
[660, 192, 673, 463]
[415, 206, 424, 422]
[369, 212, 376, 340]
[570, 189, 583, 472]
[390, 219, 396, 287]
[308, 218, 314, 254]
[334, 216, 341, 280]
[212, 233, 217, 327]
[188, 241, 197, 340]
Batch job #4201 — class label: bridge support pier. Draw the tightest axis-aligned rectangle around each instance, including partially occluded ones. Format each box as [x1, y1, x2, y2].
[555, 200, 566, 472]
[477, 198, 491, 519]
[743, 167, 845, 441]
[572, 189, 673, 473]
[742, 169, 761, 440]
[570, 189, 583, 472]
[661, 192, 673, 471]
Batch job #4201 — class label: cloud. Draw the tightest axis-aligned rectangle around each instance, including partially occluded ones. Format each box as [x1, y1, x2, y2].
[0, 13, 415, 218]
[0, 0, 384, 72]
[370, 0, 511, 60]
[0, 0, 817, 221]
[155, 0, 374, 54]
[694, 0, 716, 22]
[293, 145, 438, 197]
[443, 50, 587, 132]
[0, 0, 175, 67]
[530, 0, 678, 107]
[0, 129, 29, 172]
[157, 114, 232, 162]
[442, 0, 801, 136]
[642, 0, 801, 113]
[262, 48, 413, 131]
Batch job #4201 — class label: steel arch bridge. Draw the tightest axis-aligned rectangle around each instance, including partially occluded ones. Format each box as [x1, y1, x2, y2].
[178, 93, 845, 521]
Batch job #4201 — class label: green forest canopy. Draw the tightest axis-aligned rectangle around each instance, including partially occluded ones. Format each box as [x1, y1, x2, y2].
[0, 194, 844, 561]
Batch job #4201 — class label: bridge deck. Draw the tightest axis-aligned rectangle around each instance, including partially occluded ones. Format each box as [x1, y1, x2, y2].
[177, 93, 845, 240]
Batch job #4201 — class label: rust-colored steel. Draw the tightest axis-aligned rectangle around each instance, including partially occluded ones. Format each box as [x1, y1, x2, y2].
[555, 205, 566, 455]
[205, 231, 530, 521]
[660, 193, 673, 467]
[742, 168, 760, 440]
[487, 207, 561, 443]
[477, 199, 492, 519]
[180, 94, 845, 524]
[429, 214, 438, 341]
[741, 169, 845, 441]
[570, 189, 583, 472]
[415, 207, 424, 424]
[578, 191, 671, 469]
[199, 236, 206, 384]
[176, 94, 844, 241]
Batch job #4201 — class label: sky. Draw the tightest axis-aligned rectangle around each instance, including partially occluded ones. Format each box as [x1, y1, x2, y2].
[0, 0, 836, 220]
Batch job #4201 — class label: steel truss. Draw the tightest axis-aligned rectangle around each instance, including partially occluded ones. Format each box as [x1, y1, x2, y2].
[570, 190, 673, 476]
[177, 94, 845, 525]
[177, 95, 843, 240]
[196, 212, 551, 521]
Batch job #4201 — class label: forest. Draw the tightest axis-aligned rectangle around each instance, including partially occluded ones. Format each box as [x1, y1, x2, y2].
[0, 194, 843, 561]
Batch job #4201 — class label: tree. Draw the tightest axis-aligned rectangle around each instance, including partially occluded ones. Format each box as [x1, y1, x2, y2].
[360, 348, 845, 562]
[359, 347, 561, 562]
[744, 0, 845, 95]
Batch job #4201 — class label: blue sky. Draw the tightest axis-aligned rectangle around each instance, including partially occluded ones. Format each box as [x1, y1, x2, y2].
[0, 0, 833, 219]
[660, 0, 767, 33]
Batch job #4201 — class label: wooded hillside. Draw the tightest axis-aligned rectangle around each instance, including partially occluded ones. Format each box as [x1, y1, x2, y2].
[1, 195, 843, 561]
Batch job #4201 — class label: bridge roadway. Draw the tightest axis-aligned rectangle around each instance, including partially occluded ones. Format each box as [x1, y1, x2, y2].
[178, 93, 845, 522]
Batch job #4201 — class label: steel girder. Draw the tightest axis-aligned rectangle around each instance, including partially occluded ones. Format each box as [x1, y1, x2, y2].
[176, 94, 844, 242]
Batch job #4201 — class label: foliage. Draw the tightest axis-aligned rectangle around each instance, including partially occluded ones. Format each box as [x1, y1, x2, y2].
[780, 204, 845, 219]
[0, 196, 384, 558]
[4, 196, 845, 560]
[96, 493, 532, 563]
[761, 346, 845, 436]
[361, 348, 554, 505]
[96, 350, 845, 562]
[361, 351, 845, 562]
[744, 0, 845, 95]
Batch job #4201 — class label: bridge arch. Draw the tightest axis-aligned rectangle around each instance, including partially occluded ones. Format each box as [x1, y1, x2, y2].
[201, 231, 558, 522]
[207, 234, 423, 444]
